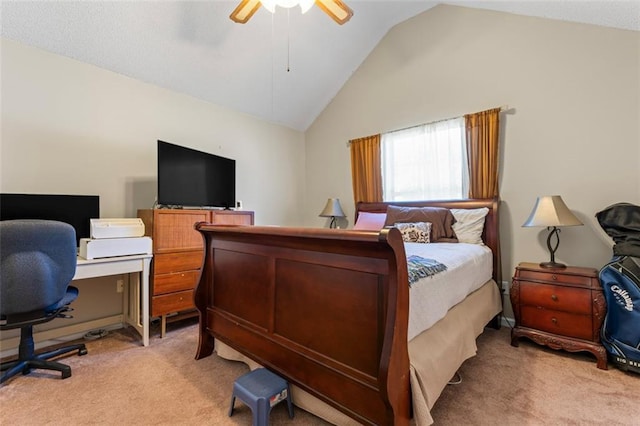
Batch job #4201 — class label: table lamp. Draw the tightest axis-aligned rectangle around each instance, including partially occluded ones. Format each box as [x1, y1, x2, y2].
[522, 195, 583, 269]
[319, 198, 346, 229]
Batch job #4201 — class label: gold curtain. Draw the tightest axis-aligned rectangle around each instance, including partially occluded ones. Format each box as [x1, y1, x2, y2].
[349, 134, 383, 203]
[465, 108, 501, 198]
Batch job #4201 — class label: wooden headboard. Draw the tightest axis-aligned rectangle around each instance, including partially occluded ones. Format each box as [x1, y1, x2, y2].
[356, 197, 502, 285]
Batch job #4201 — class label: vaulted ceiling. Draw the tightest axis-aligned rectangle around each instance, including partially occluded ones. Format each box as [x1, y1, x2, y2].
[2, 1, 638, 131]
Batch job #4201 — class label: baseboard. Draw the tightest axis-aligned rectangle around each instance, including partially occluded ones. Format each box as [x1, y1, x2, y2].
[501, 315, 515, 329]
[0, 315, 124, 359]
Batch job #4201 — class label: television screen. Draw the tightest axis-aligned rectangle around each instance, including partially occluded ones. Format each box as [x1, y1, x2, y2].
[157, 140, 236, 209]
[0, 193, 100, 247]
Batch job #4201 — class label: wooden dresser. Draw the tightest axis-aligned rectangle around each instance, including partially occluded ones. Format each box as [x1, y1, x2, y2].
[510, 262, 608, 369]
[138, 209, 254, 337]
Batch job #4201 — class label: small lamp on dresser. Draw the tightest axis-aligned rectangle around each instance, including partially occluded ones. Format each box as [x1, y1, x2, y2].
[522, 195, 583, 268]
[319, 198, 346, 229]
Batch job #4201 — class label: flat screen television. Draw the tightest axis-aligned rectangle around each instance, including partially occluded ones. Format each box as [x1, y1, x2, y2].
[157, 140, 236, 209]
[0, 193, 100, 247]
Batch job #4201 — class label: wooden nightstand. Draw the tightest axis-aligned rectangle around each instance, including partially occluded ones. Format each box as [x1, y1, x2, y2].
[510, 262, 608, 369]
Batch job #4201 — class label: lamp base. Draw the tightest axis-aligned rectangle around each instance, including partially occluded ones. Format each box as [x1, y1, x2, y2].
[539, 261, 567, 269]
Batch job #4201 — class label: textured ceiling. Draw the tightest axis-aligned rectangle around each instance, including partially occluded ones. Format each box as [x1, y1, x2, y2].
[2, 1, 638, 131]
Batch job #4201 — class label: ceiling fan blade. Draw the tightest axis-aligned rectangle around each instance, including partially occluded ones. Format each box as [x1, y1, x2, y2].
[315, 0, 353, 25]
[230, 0, 262, 24]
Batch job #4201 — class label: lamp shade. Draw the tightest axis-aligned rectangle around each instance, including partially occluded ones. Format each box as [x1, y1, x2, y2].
[522, 196, 583, 228]
[319, 198, 346, 218]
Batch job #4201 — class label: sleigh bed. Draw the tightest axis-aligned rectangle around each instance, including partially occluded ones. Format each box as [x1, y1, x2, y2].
[194, 198, 502, 425]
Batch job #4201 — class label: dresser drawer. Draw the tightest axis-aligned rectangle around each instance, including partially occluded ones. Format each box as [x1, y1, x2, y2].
[211, 211, 254, 225]
[152, 290, 195, 317]
[154, 270, 200, 295]
[517, 269, 594, 287]
[519, 282, 592, 314]
[521, 306, 592, 340]
[154, 251, 203, 275]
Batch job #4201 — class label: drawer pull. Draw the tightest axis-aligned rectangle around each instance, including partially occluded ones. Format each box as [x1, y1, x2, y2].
[552, 274, 557, 280]
[551, 317, 557, 324]
[551, 294, 558, 301]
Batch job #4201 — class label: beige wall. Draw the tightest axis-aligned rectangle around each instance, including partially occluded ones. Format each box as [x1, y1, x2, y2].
[0, 38, 306, 347]
[1, 38, 305, 224]
[305, 5, 640, 287]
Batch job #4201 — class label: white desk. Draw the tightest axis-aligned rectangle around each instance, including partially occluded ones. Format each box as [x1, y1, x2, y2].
[74, 254, 152, 346]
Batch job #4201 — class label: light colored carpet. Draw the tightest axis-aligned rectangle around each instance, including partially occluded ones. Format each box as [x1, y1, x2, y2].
[1, 319, 638, 425]
[431, 328, 638, 425]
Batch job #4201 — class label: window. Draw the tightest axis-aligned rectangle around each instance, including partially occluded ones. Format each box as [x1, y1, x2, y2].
[381, 117, 468, 201]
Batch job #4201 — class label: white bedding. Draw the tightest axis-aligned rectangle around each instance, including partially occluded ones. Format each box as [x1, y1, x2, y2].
[406, 242, 492, 340]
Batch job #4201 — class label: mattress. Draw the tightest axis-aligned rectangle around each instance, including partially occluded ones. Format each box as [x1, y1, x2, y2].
[406, 242, 493, 340]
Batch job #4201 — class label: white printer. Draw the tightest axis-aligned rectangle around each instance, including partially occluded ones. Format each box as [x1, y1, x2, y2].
[79, 218, 152, 260]
[89, 218, 145, 239]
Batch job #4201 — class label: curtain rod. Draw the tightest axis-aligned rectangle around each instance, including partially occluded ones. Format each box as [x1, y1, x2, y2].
[346, 104, 510, 147]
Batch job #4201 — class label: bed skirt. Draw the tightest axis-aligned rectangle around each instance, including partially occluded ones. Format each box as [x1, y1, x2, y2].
[214, 279, 502, 425]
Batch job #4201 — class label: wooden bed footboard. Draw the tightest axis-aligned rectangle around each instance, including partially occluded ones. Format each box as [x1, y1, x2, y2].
[194, 225, 412, 425]
[194, 198, 501, 424]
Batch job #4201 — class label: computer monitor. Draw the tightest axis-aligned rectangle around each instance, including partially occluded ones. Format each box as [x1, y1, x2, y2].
[0, 193, 100, 247]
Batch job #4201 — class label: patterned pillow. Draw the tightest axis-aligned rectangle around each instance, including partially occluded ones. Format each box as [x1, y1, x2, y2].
[395, 222, 432, 243]
[385, 206, 457, 242]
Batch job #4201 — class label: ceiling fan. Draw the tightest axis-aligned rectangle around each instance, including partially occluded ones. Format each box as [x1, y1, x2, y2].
[230, 0, 353, 25]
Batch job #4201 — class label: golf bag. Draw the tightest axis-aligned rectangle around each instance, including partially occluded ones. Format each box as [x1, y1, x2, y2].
[596, 203, 640, 373]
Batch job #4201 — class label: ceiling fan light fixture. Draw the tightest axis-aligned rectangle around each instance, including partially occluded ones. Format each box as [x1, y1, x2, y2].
[259, 0, 276, 13]
[230, 0, 352, 24]
[299, 0, 315, 13]
[261, 0, 312, 13]
[278, 0, 301, 8]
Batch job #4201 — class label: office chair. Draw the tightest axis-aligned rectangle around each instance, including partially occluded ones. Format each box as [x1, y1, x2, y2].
[1, 219, 88, 384]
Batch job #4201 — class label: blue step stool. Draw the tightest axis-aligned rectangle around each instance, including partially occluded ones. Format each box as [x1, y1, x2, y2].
[229, 367, 294, 426]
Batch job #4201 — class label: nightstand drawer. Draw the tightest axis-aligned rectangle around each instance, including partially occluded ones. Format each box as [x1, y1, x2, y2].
[517, 269, 594, 287]
[519, 282, 591, 314]
[521, 306, 592, 340]
[511, 262, 607, 369]
[154, 270, 200, 295]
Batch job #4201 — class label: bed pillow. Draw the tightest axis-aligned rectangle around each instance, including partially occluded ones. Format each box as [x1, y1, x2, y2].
[353, 212, 387, 231]
[395, 222, 431, 243]
[450, 207, 489, 245]
[385, 206, 457, 242]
